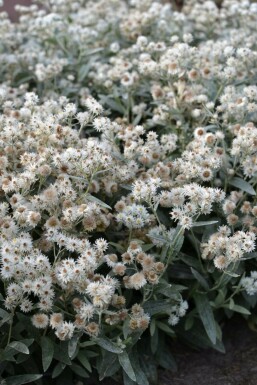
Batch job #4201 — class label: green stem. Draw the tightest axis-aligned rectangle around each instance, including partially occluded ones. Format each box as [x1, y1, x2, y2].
[210, 271, 226, 291]
[224, 283, 244, 304]
[160, 227, 185, 278]
[190, 229, 204, 273]
[6, 312, 14, 346]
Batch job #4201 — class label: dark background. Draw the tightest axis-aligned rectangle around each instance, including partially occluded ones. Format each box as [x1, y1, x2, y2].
[0, 0, 32, 20]
[0, 0, 184, 21]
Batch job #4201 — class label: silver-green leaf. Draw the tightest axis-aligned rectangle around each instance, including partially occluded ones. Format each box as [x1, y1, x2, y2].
[41, 336, 54, 372]
[119, 352, 137, 382]
[5, 374, 42, 385]
[194, 293, 217, 344]
[96, 337, 123, 354]
[229, 177, 256, 196]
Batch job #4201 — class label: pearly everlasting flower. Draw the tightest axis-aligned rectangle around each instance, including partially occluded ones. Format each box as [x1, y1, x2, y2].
[168, 300, 188, 326]
[242, 272, 257, 295]
[132, 178, 161, 203]
[0, 0, 257, 373]
[31, 313, 49, 329]
[78, 304, 95, 321]
[94, 238, 109, 253]
[50, 313, 64, 329]
[202, 230, 256, 269]
[93, 117, 111, 132]
[168, 314, 180, 326]
[116, 204, 150, 229]
[55, 321, 75, 340]
[20, 299, 34, 313]
[84, 97, 103, 115]
[86, 279, 117, 308]
[128, 272, 147, 290]
[77, 111, 91, 126]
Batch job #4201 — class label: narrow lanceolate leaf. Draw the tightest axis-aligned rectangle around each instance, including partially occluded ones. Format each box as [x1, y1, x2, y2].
[0, 308, 9, 318]
[99, 351, 120, 380]
[242, 252, 257, 260]
[194, 293, 217, 344]
[68, 334, 80, 358]
[123, 371, 136, 385]
[52, 362, 66, 379]
[41, 336, 54, 372]
[71, 363, 89, 378]
[19, 339, 34, 347]
[141, 243, 155, 252]
[7, 341, 29, 355]
[77, 351, 92, 372]
[228, 177, 256, 196]
[234, 305, 251, 316]
[192, 220, 218, 227]
[118, 352, 137, 382]
[5, 374, 42, 385]
[86, 194, 112, 210]
[171, 226, 185, 255]
[143, 300, 172, 316]
[223, 303, 251, 315]
[96, 337, 123, 354]
[130, 348, 149, 385]
[78, 59, 94, 81]
[147, 233, 169, 244]
[191, 268, 210, 291]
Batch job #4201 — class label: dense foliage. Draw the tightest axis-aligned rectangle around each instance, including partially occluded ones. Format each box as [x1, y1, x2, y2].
[0, 1, 257, 384]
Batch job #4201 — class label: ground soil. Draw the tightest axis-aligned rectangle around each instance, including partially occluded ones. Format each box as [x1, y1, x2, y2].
[99, 317, 257, 385]
[159, 317, 257, 385]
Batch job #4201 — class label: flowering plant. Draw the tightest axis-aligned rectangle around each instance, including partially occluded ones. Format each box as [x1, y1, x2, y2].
[0, 1, 257, 384]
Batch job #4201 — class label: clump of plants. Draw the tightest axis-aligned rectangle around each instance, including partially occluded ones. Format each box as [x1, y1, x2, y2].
[0, 1, 257, 384]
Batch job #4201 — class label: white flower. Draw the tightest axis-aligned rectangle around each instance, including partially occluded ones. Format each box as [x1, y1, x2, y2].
[93, 117, 111, 132]
[20, 299, 33, 313]
[84, 97, 103, 115]
[79, 304, 95, 321]
[168, 314, 179, 326]
[129, 272, 147, 290]
[95, 238, 108, 253]
[242, 272, 257, 295]
[77, 111, 91, 126]
[132, 178, 161, 203]
[116, 204, 150, 229]
[31, 313, 49, 329]
[55, 321, 75, 340]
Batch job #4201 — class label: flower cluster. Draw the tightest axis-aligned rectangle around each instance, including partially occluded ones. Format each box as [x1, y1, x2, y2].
[0, 1, 257, 384]
[168, 300, 189, 326]
[242, 272, 257, 295]
[201, 226, 256, 269]
[0, 95, 187, 345]
[116, 204, 150, 229]
[231, 123, 257, 177]
[159, 184, 225, 229]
